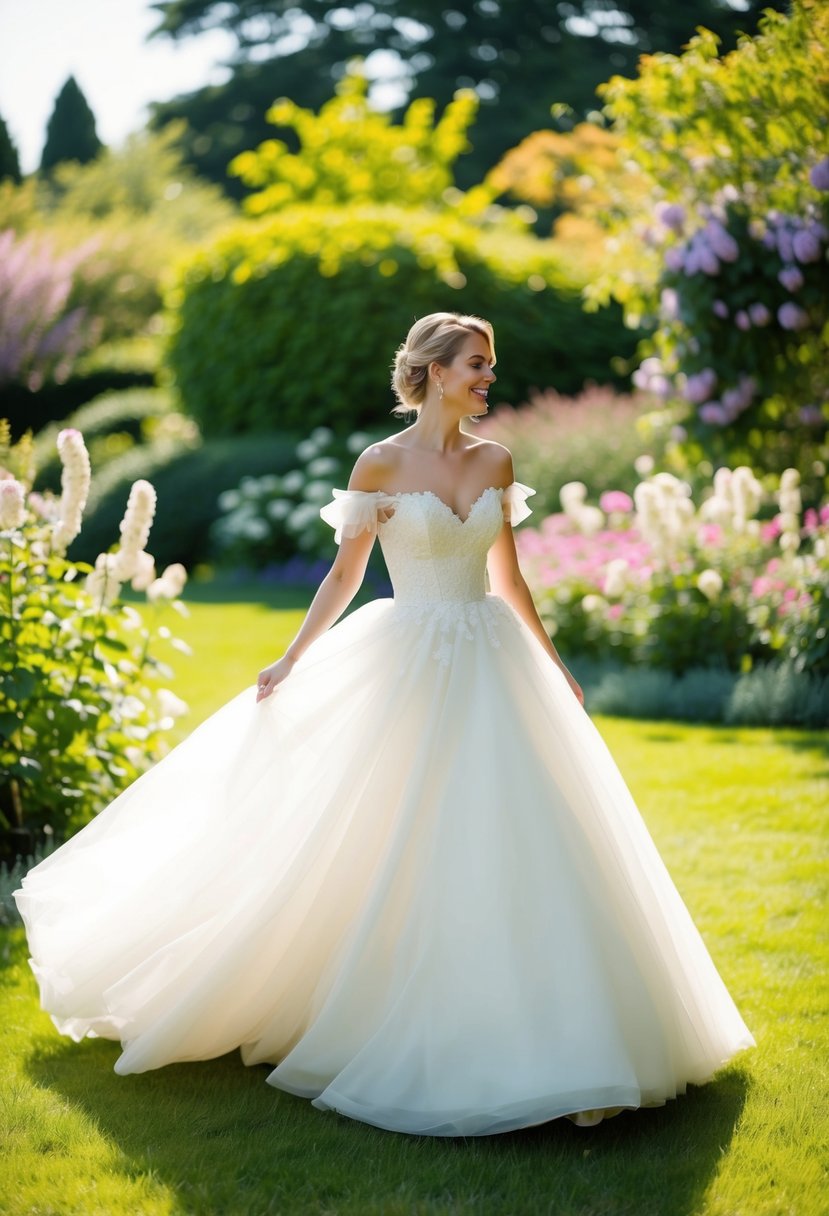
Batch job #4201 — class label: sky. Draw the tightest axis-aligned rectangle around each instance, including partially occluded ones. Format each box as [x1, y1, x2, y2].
[0, 0, 237, 173]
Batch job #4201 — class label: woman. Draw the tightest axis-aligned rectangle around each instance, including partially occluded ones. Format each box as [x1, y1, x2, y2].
[16, 312, 754, 1137]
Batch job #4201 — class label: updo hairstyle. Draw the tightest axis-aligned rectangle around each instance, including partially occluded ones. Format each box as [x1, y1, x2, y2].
[391, 312, 495, 416]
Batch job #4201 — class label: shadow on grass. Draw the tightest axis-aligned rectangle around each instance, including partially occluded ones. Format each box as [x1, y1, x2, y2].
[26, 1034, 750, 1216]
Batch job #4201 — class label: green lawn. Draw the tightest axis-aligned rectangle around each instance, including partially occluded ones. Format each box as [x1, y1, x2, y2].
[2, 589, 827, 1216]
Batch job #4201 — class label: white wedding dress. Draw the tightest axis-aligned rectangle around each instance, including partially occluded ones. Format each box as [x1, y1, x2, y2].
[15, 483, 754, 1136]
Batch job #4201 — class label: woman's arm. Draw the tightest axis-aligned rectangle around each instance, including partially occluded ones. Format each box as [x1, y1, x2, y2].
[256, 448, 393, 701]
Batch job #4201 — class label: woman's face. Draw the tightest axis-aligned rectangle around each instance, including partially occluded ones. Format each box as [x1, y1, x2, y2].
[436, 332, 496, 416]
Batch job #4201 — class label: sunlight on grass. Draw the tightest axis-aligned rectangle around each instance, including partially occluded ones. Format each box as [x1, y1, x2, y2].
[2, 593, 827, 1215]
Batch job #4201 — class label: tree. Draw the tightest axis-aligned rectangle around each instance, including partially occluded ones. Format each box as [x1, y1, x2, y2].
[40, 76, 103, 173]
[150, 0, 787, 193]
[0, 112, 21, 183]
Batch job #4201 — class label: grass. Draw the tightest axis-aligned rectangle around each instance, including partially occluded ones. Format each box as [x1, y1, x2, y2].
[2, 587, 828, 1215]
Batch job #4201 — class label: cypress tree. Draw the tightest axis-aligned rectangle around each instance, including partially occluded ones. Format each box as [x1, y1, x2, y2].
[40, 75, 103, 172]
[0, 112, 21, 182]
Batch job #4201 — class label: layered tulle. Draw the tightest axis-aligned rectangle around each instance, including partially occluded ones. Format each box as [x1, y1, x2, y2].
[15, 485, 753, 1136]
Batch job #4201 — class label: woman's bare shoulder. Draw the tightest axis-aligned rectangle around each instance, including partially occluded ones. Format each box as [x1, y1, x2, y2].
[466, 437, 514, 487]
[348, 438, 405, 491]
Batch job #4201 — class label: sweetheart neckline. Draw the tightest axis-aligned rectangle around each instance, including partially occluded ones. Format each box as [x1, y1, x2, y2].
[384, 486, 503, 526]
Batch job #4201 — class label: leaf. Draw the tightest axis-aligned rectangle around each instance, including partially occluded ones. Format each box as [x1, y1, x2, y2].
[0, 667, 38, 702]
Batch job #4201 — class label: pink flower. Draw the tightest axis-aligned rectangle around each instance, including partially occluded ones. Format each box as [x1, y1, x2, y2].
[699, 402, 728, 426]
[799, 405, 824, 427]
[660, 288, 679, 319]
[803, 508, 818, 532]
[821, 505, 829, 526]
[761, 518, 782, 542]
[656, 202, 686, 233]
[778, 302, 810, 330]
[607, 604, 624, 621]
[698, 523, 723, 547]
[712, 299, 729, 318]
[684, 368, 718, 404]
[809, 156, 829, 191]
[748, 303, 771, 327]
[778, 265, 804, 292]
[664, 246, 685, 272]
[792, 229, 822, 264]
[599, 491, 634, 515]
[704, 220, 739, 262]
[735, 310, 751, 331]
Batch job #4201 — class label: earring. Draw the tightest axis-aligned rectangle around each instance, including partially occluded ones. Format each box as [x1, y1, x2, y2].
[438, 382, 444, 400]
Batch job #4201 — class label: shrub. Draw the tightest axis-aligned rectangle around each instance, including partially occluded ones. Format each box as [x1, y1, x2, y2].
[75, 432, 300, 569]
[519, 465, 828, 678]
[575, 659, 829, 728]
[0, 229, 100, 393]
[166, 205, 633, 436]
[210, 425, 384, 568]
[477, 386, 670, 518]
[0, 423, 191, 856]
[591, 2, 829, 486]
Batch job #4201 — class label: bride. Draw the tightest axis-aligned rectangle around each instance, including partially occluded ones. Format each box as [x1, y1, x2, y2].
[16, 311, 754, 1137]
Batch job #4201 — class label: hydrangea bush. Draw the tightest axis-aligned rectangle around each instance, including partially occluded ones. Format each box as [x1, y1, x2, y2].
[0, 421, 190, 858]
[518, 464, 828, 684]
[210, 426, 376, 574]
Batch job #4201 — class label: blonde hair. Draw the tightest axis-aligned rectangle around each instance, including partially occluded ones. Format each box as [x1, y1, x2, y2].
[391, 312, 495, 416]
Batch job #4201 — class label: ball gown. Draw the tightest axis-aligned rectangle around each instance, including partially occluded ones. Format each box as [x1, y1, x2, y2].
[14, 483, 754, 1136]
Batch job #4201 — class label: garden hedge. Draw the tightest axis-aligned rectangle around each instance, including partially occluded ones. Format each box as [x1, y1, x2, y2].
[165, 205, 635, 436]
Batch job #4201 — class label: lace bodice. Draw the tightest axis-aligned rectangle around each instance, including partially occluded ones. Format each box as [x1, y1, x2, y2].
[320, 484, 534, 606]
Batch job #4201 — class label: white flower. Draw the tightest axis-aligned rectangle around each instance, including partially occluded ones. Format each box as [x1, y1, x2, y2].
[582, 594, 605, 613]
[266, 499, 291, 522]
[697, 569, 723, 600]
[146, 562, 188, 602]
[634, 454, 654, 477]
[296, 439, 319, 462]
[306, 457, 339, 478]
[603, 559, 629, 598]
[241, 518, 269, 540]
[218, 489, 241, 511]
[576, 505, 605, 535]
[130, 550, 156, 592]
[52, 428, 91, 553]
[281, 470, 304, 495]
[115, 480, 157, 579]
[157, 688, 189, 721]
[559, 482, 587, 513]
[0, 479, 26, 530]
[346, 431, 372, 455]
[309, 426, 334, 446]
[85, 552, 122, 606]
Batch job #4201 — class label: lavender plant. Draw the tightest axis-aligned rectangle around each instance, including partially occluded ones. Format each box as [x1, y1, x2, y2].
[0, 422, 190, 857]
[0, 229, 100, 390]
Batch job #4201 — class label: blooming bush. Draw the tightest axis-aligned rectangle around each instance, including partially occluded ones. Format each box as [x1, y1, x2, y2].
[211, 426, 374, 571]
[0, 421, 190, 857]
[0, 229, 101, 390]
[592, 3, 829, 481]
[518, 464, 828, 680]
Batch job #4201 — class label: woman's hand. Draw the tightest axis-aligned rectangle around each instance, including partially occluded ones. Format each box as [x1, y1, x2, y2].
[256, 654, 296, 702]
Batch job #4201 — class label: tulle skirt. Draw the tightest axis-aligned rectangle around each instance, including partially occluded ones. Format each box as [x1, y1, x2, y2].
[15, 594, 754, 1136]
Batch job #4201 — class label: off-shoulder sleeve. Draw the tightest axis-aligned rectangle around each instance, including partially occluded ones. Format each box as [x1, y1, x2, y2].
[502, 481, 535, 526]
[319, 489, 397, 544]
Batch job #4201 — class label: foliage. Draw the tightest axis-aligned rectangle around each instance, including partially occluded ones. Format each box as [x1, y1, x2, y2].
[0, 369, 156, 441]
[231, 73, 484, 215]
[575, 658, 829, 728]
[211, 425, 374, 566]
[0, 423, 190, 852]
[0, 126, 236, 343]
[39, 76, 102, 173]
[32, 387, 187, 491]
[591, 2, 829, 481]
[75, 433, 301, 570]
[150, 0, 785, 192]
[478, 386, 670, 519]
[0, 229, 100, 392]
[0, 113, 21, 184]
[166, 203, 632, 436]
[518, 465, 828, 685]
